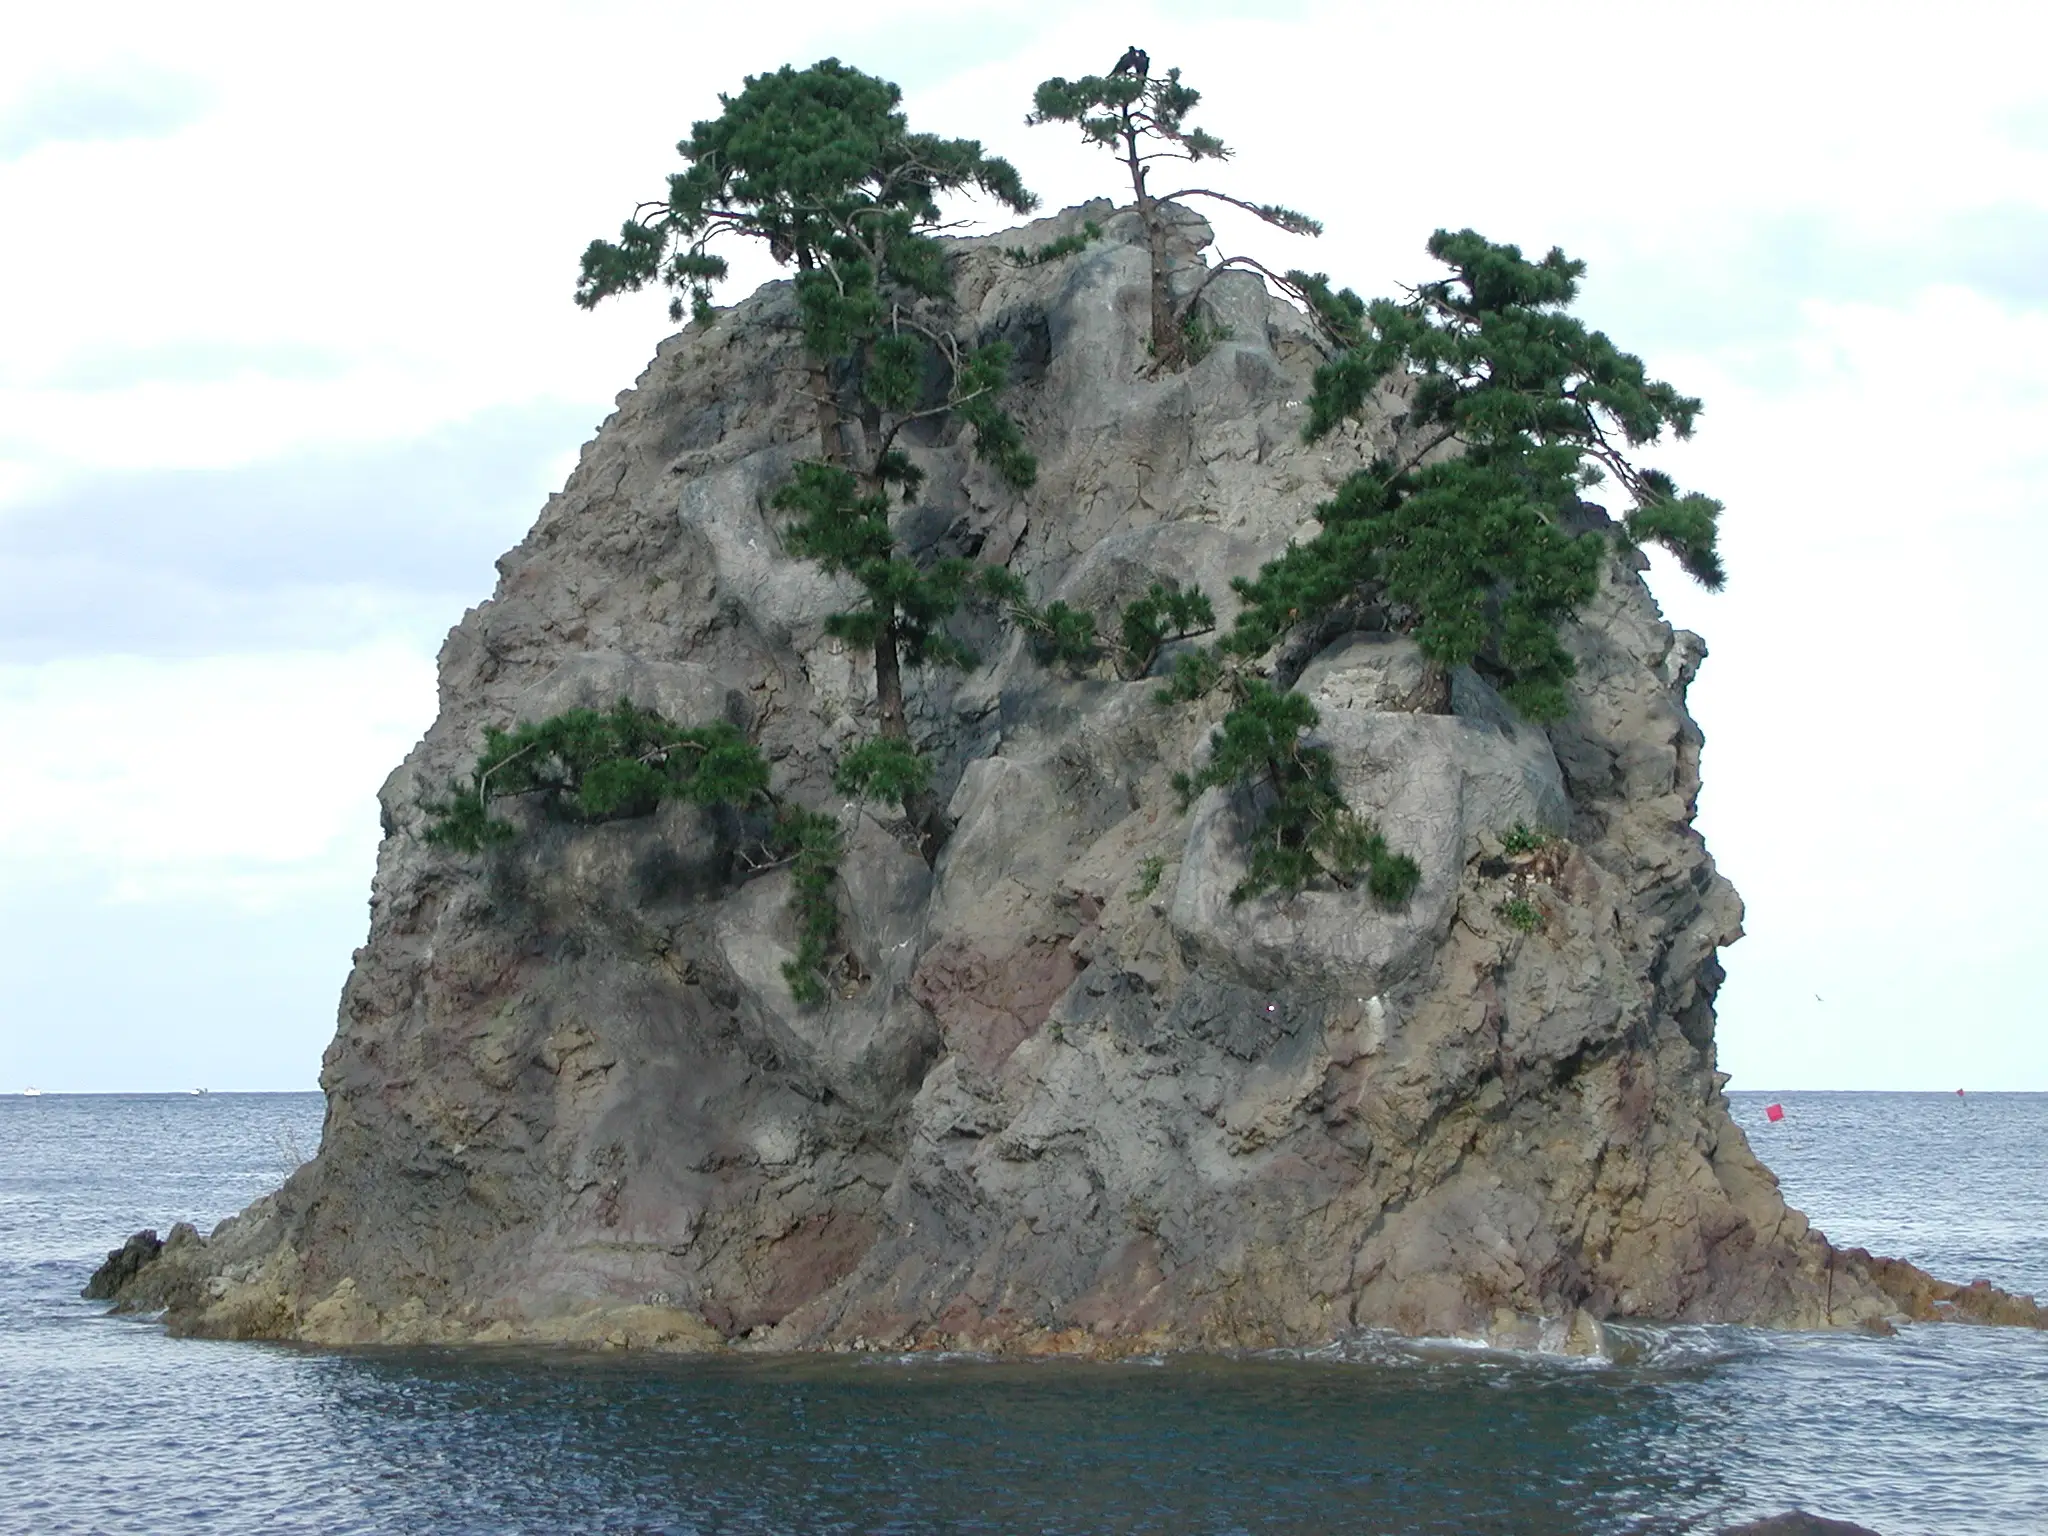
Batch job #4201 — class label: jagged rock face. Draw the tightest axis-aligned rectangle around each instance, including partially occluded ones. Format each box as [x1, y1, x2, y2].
[104, 204, 1918, 1350]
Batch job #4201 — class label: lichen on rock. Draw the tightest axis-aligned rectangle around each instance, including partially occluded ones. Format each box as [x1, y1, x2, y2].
[85, 203, 2045, 1352]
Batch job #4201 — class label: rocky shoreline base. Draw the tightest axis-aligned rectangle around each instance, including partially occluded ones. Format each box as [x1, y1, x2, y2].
[86, 1218, 2047, 1354]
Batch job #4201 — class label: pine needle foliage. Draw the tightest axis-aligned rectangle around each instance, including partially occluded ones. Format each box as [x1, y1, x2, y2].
[1158, 646, 1226, 705]
[424, 701, 865, 1005]
[774, 462, 984, 674]
[422, 702, 770, 849]
[1229, 230, 1726, 720]
[1282, 271, 1367, 350]
[1028, 60, 1319, 366]
[578, 60, 1050, 860]
[575, 59, 1031, 332]
[1171, 682, 1418, 905]
[946, 343, 1039, 491]
[1117, 580, 1215, 679]
[981, 572, 1216, 679]
[1300, 228, 1726, 589]
[1155, 231, 1724, 904]
[1030, 601, 1104, 668]
[831, 736, 933, 805]
[976, 568, 1098, 667]
[770, 806, 846, 1003]
[1003, 220, 1103, 267]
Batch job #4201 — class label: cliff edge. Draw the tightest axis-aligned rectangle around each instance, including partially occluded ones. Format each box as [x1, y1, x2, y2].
[90, 204, 2045, 1351]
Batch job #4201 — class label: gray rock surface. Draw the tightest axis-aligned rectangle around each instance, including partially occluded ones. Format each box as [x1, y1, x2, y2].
[86, 202, 2046, 1352]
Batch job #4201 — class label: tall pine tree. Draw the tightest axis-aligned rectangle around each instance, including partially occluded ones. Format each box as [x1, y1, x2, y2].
[434, 60, 1053, 1005]
[1242, 229, 1726, 717]
[579, 59, 1041, 858]
[1167, 231, 1727, 900]
[1028, 57, 1319, 367]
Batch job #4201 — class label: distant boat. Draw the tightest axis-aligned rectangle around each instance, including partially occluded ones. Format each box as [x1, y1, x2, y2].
[21, 1087, 41, 1097]
[190, 1088, 209, 1096]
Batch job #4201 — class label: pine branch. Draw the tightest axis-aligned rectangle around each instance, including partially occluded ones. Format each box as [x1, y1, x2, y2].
[1156, 188, 1321, 235]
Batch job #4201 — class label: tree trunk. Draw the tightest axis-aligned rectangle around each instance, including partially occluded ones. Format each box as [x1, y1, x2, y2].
[872, 628, 946, 864]
[794, 249, 844, 464]
[1141, 197, 1182, 368]
[1412, 657, 1453, 715]
[811, 359, 843, 463]
[873, 630, 908, 743]
[1123, 112, 1182, 369]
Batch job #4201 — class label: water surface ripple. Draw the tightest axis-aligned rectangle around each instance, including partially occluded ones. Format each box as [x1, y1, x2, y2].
[1, 1090, 2041, 1535]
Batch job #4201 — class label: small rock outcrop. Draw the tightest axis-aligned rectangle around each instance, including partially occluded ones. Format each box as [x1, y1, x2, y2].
[85, 204, 2048, 1351]
[82, 1230, 162, 1300]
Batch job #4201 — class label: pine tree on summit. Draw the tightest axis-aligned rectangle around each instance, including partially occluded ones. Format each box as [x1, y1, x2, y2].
[578, 58, 1041, 862]
[433, 60, 1050, 1005]
[1028, 57, 1319, 367]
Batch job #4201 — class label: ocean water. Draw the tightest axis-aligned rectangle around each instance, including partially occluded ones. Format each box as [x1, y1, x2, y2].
[1, 1091, 2042, 1536]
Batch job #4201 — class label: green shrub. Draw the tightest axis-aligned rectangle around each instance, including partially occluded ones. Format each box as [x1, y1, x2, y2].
[1172, 681, 1416, 906]
[423, 701, 769, 852]
[1179, 310, 1233, 365]
[426, 700, 856, 1003]
[1498, 897, 1541, 933]
[832, 737, 933, 805]
[1002, 220, 1102, 267]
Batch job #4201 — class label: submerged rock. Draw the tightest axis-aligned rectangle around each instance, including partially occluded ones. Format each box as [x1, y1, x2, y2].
[81, 203, 2048, 1352]
[1721, 1515, 1886, 1536]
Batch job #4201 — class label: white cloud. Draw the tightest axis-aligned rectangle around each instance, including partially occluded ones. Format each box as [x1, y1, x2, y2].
[0, 64, 208, 160]
[0, 648, 434, 910]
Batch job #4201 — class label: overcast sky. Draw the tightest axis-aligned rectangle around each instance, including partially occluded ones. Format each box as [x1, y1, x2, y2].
[3, 0, 2043, 1092]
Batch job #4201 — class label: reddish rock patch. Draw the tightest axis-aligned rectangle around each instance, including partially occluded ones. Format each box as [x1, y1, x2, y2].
[912, 939, 1081, 1072]
[720, 1212, 877, 1335]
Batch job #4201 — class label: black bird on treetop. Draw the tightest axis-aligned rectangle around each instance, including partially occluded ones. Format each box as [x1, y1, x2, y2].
[1111, 46, 1149, 79]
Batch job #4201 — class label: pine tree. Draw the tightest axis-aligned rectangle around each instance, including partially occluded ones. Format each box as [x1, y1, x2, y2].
[579, 59, 1041, 858]
[423, 701, 849, 1002]
[1028, 58, 1319, 367]
[1170, 682, 1418, 905]
[1163, 231, 1727, 901]
[433, 61, 1052, 1003]
[421, 703, 771, 850]
[1235, 229, 1726, 717]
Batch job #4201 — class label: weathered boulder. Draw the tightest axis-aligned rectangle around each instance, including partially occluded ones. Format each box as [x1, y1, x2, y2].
[82, 202, 2046, 1352]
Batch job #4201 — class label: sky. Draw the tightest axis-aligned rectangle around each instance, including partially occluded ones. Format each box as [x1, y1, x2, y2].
[2, 0, 2043, 1092]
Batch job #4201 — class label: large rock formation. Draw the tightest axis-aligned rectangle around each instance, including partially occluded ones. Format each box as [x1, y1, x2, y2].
[90, 203, 2043, 1351]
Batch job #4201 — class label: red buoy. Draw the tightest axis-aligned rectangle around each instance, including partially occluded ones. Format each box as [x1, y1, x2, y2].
[1765, 1102, 1785, 1123]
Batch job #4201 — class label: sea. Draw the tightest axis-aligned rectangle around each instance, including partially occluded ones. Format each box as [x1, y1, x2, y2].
[1, 1091, 2043, 1536]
